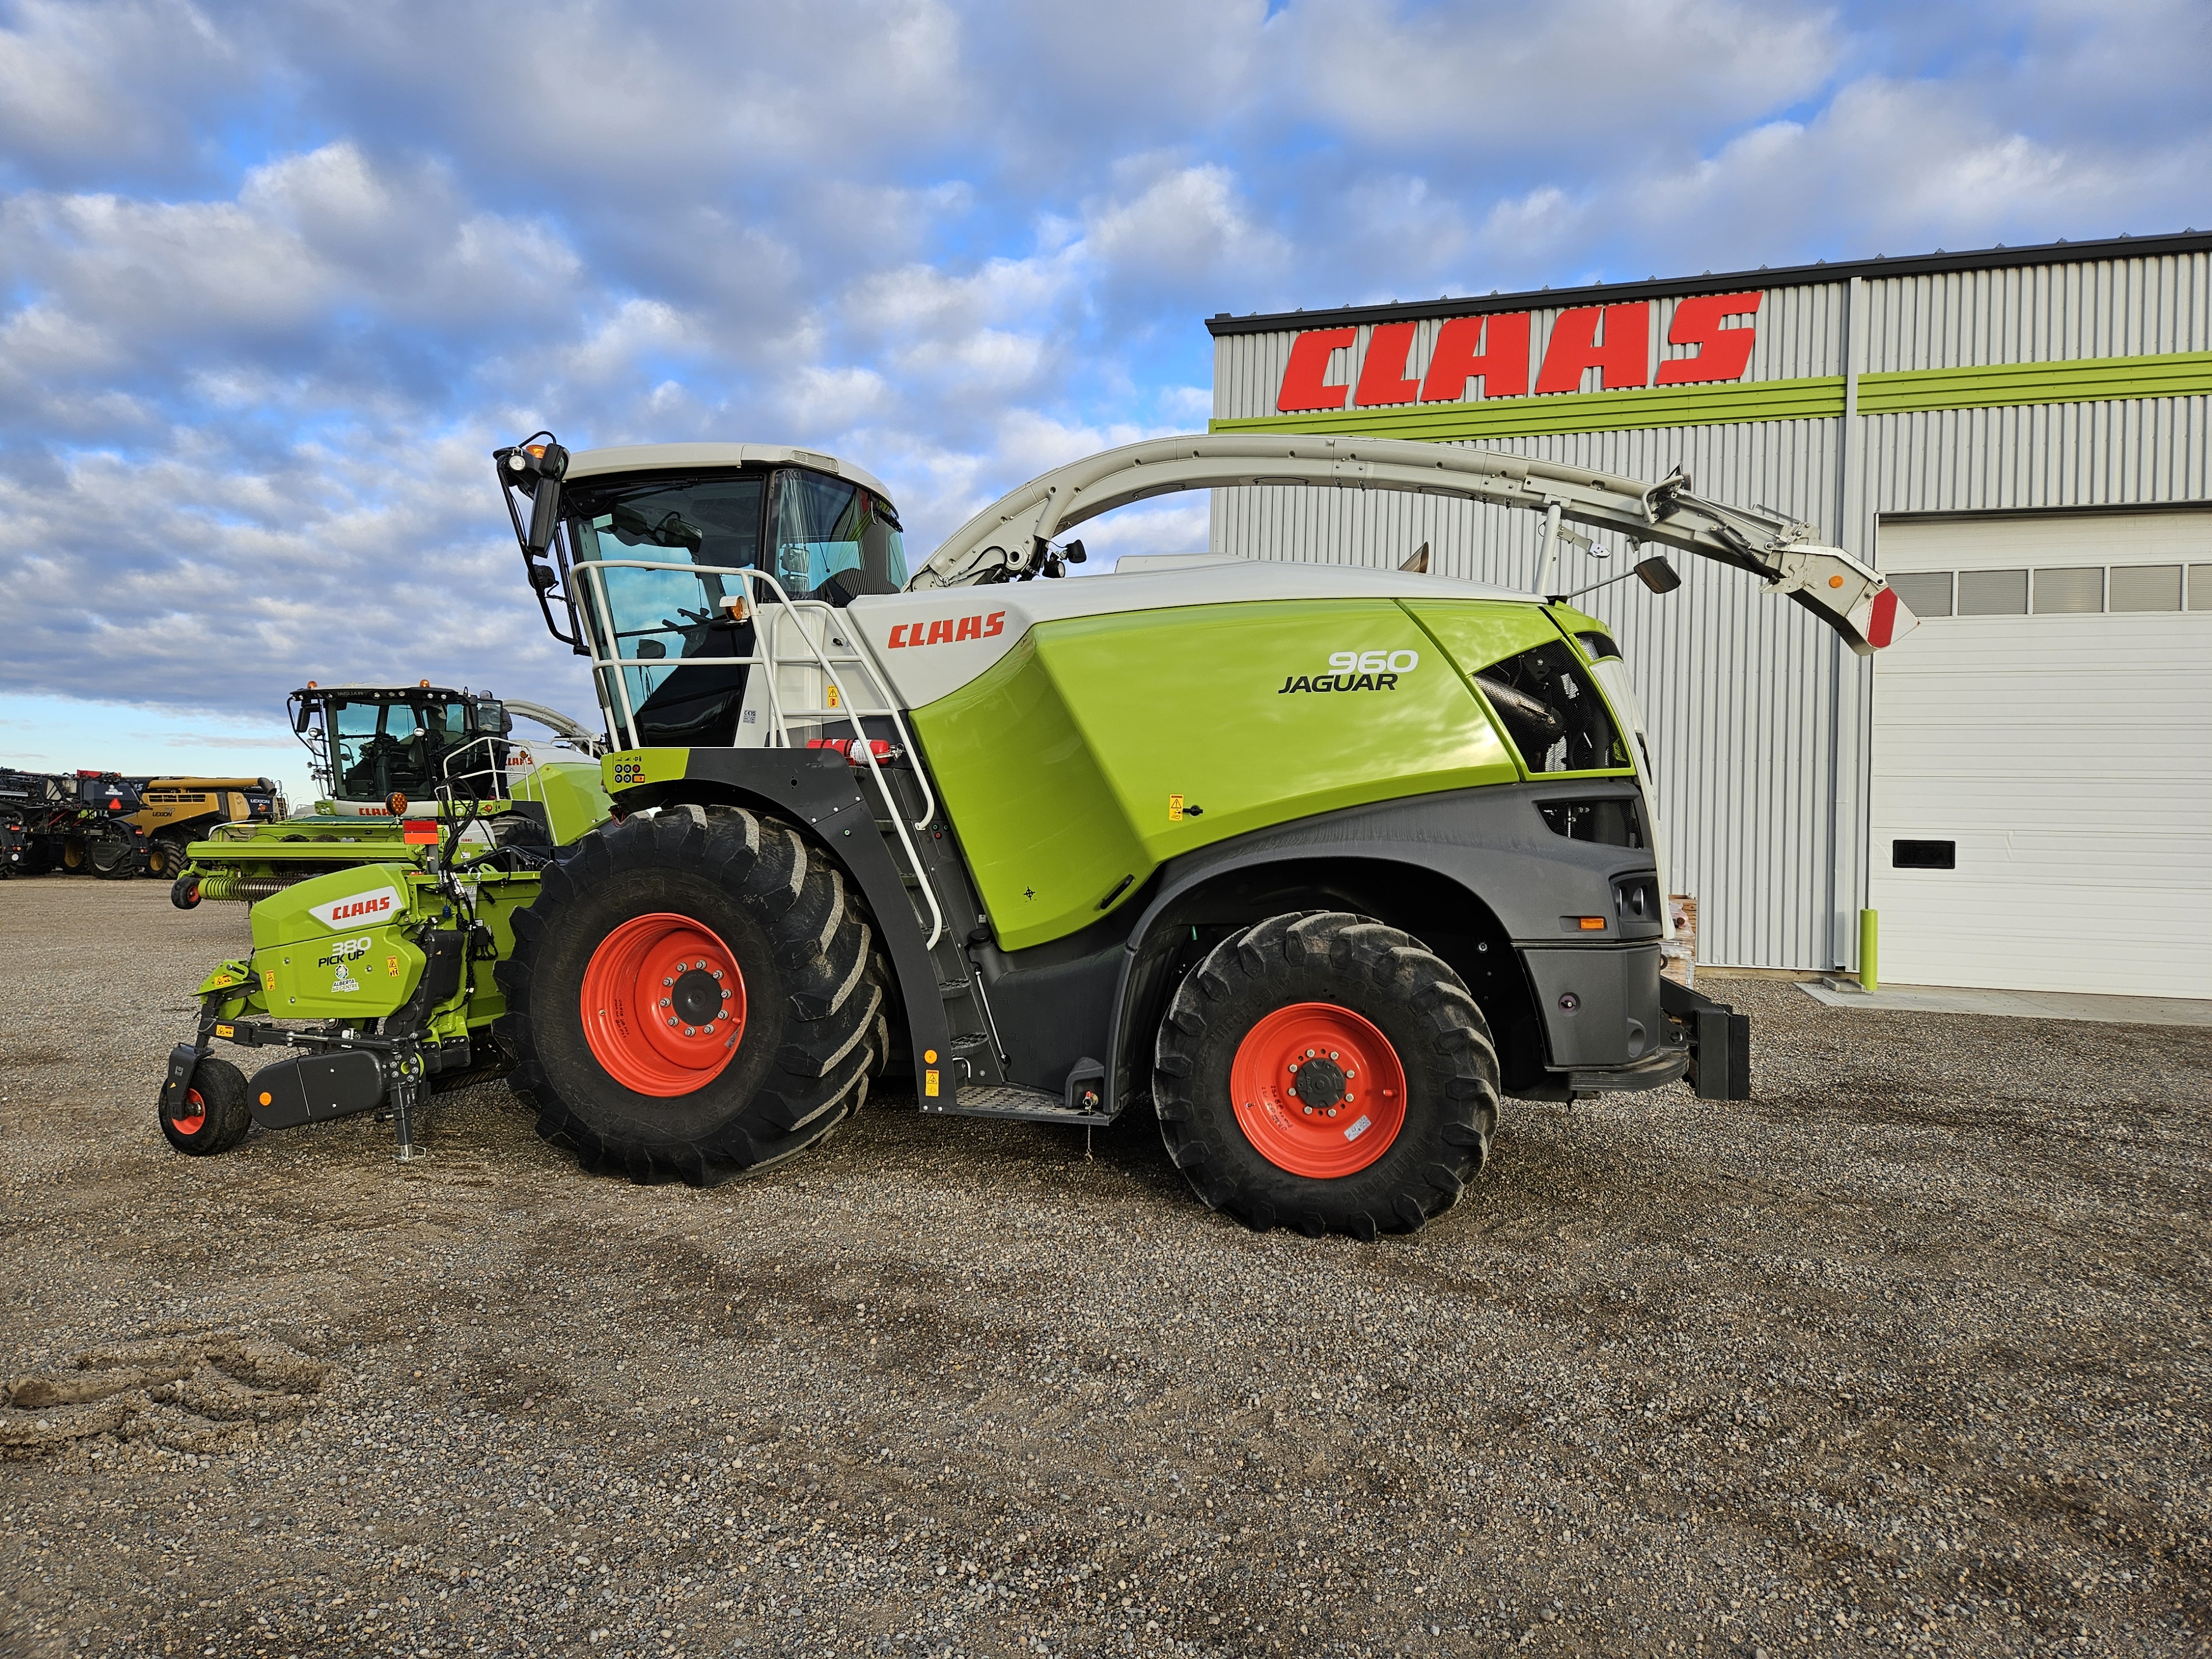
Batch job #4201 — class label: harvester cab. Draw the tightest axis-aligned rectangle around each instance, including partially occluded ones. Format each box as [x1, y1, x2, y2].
[291, 682, 513, 817]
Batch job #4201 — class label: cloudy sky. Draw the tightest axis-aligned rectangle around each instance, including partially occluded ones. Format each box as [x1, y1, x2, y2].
[2, 0, 2206, 798]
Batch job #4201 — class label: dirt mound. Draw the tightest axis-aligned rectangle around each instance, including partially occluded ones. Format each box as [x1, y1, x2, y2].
[2, 1331, 331, 1458]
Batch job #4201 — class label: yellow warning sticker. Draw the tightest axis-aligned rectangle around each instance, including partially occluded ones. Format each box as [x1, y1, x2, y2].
[925, 1068, 940, 1098]
[214, 1024, 233, 1039]
[387, 956, 400, 977]
[826, 684, 842, 709]
[1168, 794, 1185, 823]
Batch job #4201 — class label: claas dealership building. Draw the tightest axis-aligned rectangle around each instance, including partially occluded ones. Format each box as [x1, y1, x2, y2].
[1203, 231, 2211, 999]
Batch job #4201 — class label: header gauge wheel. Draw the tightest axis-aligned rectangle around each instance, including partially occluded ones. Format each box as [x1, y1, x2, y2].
[494, 807, 885, 1186]
[1154, 911, 1500, 1239]
[159, 1055, 252, 1156]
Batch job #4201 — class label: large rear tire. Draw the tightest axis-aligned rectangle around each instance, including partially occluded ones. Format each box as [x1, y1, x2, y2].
[495, 807, 888, 1185]
[1153, 911, 1500, 1239]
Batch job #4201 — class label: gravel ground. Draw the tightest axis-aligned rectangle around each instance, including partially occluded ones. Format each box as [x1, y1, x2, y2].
[3, 875, 2208, 1659]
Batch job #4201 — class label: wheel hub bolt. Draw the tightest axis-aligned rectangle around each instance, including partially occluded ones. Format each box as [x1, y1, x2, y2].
[684, 1026, 696, 1036]
[1327, 1107, 1339, 1118]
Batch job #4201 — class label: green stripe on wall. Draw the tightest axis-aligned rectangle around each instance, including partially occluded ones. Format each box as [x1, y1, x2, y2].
[1858, 350, 2212, 414]
[1207, 350, 2212, 441]
[1209, 375, 1843, 440]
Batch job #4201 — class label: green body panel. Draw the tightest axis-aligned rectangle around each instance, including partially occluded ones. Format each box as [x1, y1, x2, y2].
[198, 859, 540, 1039]
[247, 864, 429, 1020]
[510, 760, 612, 844]
[603, 748, 691, 792]
[457, 869, 542, 1031]
[1543, 602, 1613, 641]
[1406, 601, 1640, 781]
[911, 598, 1522, 951]
[1401, 601, 1561, 687]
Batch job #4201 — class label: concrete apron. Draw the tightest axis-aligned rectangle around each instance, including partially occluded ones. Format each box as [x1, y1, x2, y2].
[1799, 978, 2212, 1029]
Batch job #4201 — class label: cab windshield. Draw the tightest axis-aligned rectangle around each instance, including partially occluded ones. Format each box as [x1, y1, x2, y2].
[564, 465, 905, 747]
[772, 469, 908, 596]
[329, 698, 471, 801]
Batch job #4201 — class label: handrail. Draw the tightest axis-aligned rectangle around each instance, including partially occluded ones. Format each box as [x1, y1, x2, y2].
[570, 555, 945, 948]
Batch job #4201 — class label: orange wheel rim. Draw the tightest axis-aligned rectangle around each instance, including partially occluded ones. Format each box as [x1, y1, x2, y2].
[1228, 1001, 1406, 1178]
[170, 1087, 206, 1137]
[578, 912, 747, 1097]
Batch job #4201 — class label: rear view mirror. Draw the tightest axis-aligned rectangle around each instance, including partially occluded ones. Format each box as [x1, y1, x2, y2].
[1635, 556, 1682, 594]
[473, 699, 508, 735]
[526, 474, 562, 556]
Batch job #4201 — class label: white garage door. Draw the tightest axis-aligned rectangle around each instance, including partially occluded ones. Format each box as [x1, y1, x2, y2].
[1870, 510, 2212, 997]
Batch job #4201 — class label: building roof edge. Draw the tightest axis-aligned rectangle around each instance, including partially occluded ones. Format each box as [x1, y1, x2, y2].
[1202, 230, 2212, 338]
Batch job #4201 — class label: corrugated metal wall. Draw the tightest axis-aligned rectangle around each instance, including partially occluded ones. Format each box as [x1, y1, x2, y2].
[1209, 250, 2211, 971]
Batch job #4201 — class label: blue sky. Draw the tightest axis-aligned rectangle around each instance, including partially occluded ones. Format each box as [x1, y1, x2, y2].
[2, 0, 2207, 801]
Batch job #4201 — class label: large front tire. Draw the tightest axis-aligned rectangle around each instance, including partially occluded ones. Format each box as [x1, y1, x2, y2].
[144, 834, 191, 881]
[1153, 911, 1500, 1239]
[495, 808, 887, 1186]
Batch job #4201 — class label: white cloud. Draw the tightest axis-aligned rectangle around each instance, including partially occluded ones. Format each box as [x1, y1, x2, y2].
[1086, 160, 1290, 292]
[0, 0, 2205, 735]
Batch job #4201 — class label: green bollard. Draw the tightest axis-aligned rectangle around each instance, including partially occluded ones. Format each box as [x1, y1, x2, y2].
[1859, 908, 1879, 992]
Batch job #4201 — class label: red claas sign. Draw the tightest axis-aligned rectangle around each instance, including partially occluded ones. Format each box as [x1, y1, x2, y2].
[1276, 293, 1762, 412]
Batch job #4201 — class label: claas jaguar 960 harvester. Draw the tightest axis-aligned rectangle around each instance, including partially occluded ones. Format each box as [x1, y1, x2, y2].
[159, 431, 1911, 1237]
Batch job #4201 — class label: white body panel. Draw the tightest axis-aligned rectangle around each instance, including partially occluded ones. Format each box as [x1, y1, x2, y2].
[844, 560, 1532, 710]
[565, 442, 893, 502]
[1869, 512, 2211, 995]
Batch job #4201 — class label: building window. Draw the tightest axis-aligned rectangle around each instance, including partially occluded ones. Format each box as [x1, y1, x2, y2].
[2109, 564, 2184, 612]
[1885, 571, 1953, 617]
[2032, 567, 2104, 613]
[2192, 565, 2212, 611]
[1955, 569, 2028, 615]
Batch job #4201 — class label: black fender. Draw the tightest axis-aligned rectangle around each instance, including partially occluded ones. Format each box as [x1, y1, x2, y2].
[612, 748, 954, 1095]
[1096, 781, 1668, 1115]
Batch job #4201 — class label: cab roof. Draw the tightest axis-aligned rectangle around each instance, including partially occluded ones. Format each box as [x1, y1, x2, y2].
[564, 443, 895, 507]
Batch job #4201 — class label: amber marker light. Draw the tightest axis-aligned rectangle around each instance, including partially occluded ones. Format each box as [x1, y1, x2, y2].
[1577, 916, 1607, 930]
